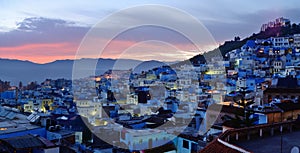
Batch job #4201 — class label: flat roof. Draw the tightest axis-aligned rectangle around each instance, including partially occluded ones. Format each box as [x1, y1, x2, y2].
[123, 128, 164, 136]
[233, 130, 300, 153]
[0, 134, 56, 149]
[49, 129, 74, 136]
[0, 123, 41, 134]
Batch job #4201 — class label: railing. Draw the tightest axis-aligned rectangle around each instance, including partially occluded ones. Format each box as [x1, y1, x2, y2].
[204, 121, 297, 153]
[219, 120, 295, 143]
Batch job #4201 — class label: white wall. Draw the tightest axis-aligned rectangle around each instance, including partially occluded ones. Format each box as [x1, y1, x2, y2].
[44, 147, 60, 153]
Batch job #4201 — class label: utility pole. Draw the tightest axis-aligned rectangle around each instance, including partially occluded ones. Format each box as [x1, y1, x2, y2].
[280, 126, 283, 153]
[280, 135, 282, 153]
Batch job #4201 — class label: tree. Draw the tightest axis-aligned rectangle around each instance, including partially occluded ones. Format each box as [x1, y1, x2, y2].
[222, 87, 258, 128]
[292, 23, 297, 28]
[234, 36, 241, 41]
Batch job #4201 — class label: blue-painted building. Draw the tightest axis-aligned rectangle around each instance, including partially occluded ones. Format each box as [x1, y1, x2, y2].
[0, 90, 16, 99]
[286, 53, 292, 66]
[0, 127, 46, 139]
[242, 40, 256, 50]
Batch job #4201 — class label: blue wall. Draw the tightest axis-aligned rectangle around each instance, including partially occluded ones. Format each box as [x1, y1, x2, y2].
[0, 91, 16, 99]
[0, 127, 46, 139]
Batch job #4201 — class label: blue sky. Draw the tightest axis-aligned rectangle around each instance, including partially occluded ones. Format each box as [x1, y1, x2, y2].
[1, 0, 300, 63]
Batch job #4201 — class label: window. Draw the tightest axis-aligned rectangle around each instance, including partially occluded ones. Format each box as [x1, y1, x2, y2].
[183, 139, 189, 149]
[121, 131, 126, 139]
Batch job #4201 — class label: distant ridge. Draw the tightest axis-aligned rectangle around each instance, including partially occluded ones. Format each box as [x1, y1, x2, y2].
[0, 58, 175, 85]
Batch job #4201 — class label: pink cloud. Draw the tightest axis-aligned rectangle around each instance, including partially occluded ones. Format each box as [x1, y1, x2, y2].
[77, 37, 201, 60]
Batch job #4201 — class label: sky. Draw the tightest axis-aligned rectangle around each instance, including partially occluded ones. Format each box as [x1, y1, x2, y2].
[1, 0, 300, 63]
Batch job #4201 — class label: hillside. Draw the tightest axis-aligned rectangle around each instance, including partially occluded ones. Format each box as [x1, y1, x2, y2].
[188, 23, 300, 65]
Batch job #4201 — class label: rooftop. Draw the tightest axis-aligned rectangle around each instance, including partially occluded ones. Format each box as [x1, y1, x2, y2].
[0, 106, 42, 135]
[122, 128, 164, 136]
[201, 121, 299, 153]
[200, 139, 244, 153]
[276, 77, 298, 88]
[208, 103, 244, 115]
[0, 124, 41, 135]
[0, 134, 55, 149]
[264, 87, 300, 93]
[275, 102, 300, 112]
[234, 130, 300, 153]
[48, 129, 74, 137]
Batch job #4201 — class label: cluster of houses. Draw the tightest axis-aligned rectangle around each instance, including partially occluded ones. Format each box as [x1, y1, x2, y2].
[223, 33, 300, 104]
[260, 17, 291, 32]
[0, 79, 92, 152]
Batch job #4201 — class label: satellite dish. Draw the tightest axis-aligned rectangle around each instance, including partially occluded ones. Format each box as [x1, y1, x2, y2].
[291, 146, 300, 153]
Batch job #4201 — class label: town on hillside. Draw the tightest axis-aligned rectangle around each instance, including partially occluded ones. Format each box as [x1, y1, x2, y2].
[1, 17, 300, 153]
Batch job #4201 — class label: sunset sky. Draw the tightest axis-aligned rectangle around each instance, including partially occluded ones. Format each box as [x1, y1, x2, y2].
[1, 0, 300, 63]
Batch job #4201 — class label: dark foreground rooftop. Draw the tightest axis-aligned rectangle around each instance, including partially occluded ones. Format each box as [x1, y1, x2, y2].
[201, 121, 300, 153]
[234, 130, 300, 153]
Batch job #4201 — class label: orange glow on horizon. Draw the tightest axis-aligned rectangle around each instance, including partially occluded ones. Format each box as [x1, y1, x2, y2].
[0, 39, 217, 64]
[0, 42, 78, 63]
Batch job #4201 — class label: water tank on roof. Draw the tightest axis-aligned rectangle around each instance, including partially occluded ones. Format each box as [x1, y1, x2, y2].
[55, 125, 61, 130]
[48, 126, 55, 131]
